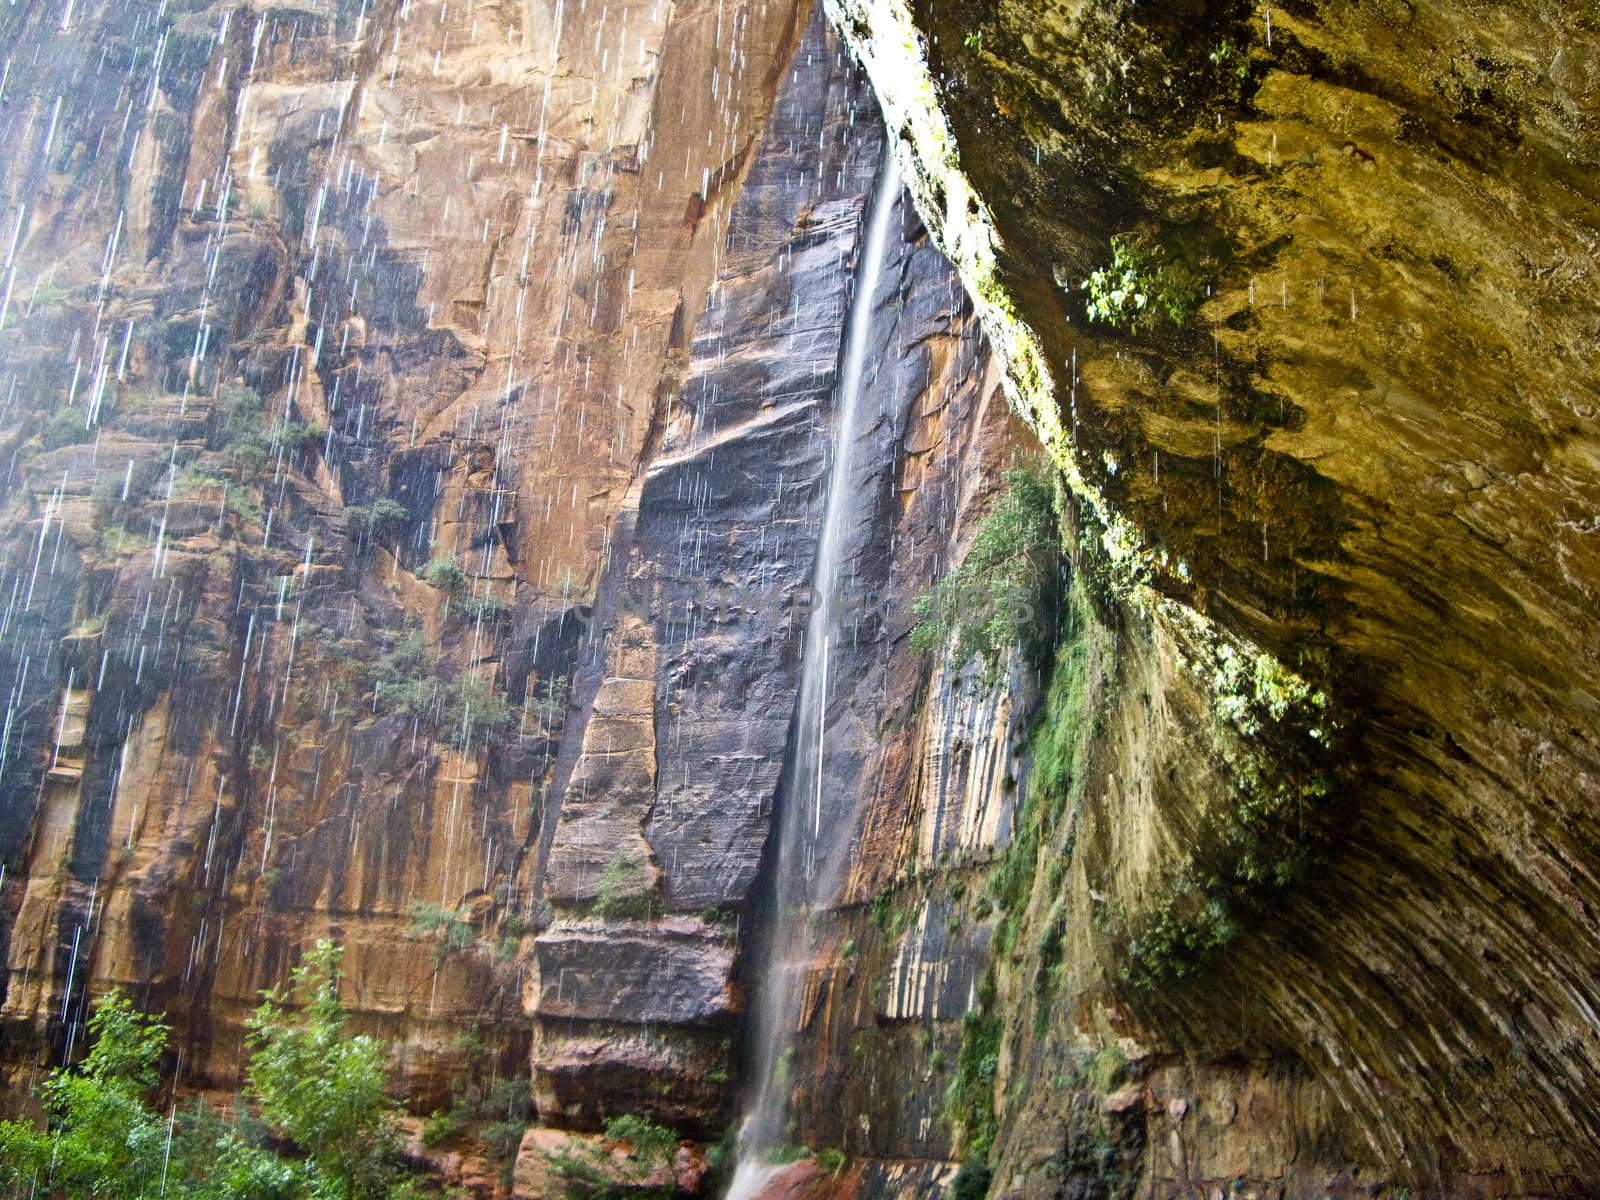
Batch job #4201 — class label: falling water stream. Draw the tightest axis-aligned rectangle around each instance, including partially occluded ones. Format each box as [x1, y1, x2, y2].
[727, 145, 903, 1200]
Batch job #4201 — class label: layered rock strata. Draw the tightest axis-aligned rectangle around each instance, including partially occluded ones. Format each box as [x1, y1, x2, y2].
[0, 0, 1023, 1184]
[812, 0, 1600, 1194]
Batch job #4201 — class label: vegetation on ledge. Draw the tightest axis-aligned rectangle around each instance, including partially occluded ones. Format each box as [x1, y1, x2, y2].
[1080, 235, 1205, 334]
[543, 1114, 683, 1200]
[912, 460, 1063, 686]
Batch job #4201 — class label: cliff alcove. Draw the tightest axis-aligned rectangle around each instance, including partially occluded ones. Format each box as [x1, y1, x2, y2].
[0, 0, 1595, 1196]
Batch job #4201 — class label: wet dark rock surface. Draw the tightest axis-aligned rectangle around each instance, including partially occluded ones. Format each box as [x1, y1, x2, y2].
[3, 0, 1593, 1191]
[827, 0, 1600, 1193]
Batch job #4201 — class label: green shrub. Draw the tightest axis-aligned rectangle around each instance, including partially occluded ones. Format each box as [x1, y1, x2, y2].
[533, 674, 571, 724]
[215, 384, 272, 476]
[347, 498, 408, 534]
[483, 1116, 529, 1173]
[603, 1114, 677, 1166]
[371, 630, 442, 716]
[224, 485, 261, 526]
[372, 498, 409, 524]
[911, 463, 1061, 686]
[409, 899, 476, 965]
[1208, 39, 1250, 80]
[815, 1147, 848, 1177]
[592, 852, 655, 920]
[442, 1077, 534, 1182]
[0, 940, 433, 1197]
[274, 417, 325, 452]
[445, 674, 513, 748]
[244, 942, 410, 1188]
[704, 1125, 738, 1179]
[422, 1109, 463, 1146]
[370, 631, 515, 749]
[544, 1114, 679, 1200]
[943, 1010, 1001, 1157]
[452, 592, 511, 624]
[870, 886, 910, 938]
[425, 557, 468, 592]
[0, 996, 170, 1196]
[43, 405, 92, 448]
[1082, 234, 1205, 333]
[950, 1155, 994, 1200]
[1121, 875, 1238, 990]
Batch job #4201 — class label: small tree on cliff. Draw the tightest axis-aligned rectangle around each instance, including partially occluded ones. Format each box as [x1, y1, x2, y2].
[0, 941, 432, 1200]
[0, 995, 171, 1199]
[245, 940, 421, 1199]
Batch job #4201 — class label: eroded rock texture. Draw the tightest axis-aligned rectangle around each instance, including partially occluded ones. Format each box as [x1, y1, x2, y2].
[809, 0, 1600, 1196]
[0, 0, 1022, 1185]
[0, 0, 864, 1112]
[3, 0, 1594, 1192]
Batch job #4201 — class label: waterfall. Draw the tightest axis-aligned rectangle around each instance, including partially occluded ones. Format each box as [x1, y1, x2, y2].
[727, 145, 903, 1200]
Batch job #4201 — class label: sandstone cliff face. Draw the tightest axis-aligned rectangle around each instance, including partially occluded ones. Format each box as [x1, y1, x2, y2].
[4, 0, 1597, 1194]
[0, 0, 839, 1111]
[0, 0, 1023, 1184]
[810, 0, 1600, 1196]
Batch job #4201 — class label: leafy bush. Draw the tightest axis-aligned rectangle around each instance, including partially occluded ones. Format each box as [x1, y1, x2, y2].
[274, 417, 325, 453]
[347, 498, 409, 537]
[943, 1010, 1001, 1157]
[369, 631, 516, 749]
[532, 674, 571, 724]
[437, 1077, 534, 1183]
[0, 995, 169, 1197]
[1082, 235, 1205, 333]
[869, 885, 911, 938]
[348, 497, 411, 539]
[372, 498, 409, 524]
[43, 405, 92, 448]
[1121, 874, 1238, 990]
[421, 1109, 463, 1146]
[950, 1155, 994, 1200]
[424, 557, 467, 592]
[592, 852, 655, 920]
[409, 900, 477, 965]
[224, 485, 262, 527]
[216, 384, 271, 476]
[912, 463, 1061, 685]
[1208, 39, 1250, 80]
[451, 592, 511, 625]
[815, 1147, 849, 1176]
[245, 941, 419, 1196]
[445, 674, 513, 749]
[544, 1115, 680, 1200]
[372, 631, 442, 716]
[0, 941, 428, 1200]
[604, 1115, 677, 1165]
[704, 1125, 738, 1181]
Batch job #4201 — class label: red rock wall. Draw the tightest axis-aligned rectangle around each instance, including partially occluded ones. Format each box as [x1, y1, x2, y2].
[0, 0, 1022, 1182]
